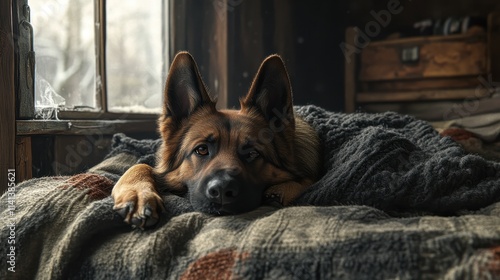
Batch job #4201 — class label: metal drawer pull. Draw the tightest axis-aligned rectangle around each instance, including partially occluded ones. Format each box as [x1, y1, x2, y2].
[401, 46, 419, 64]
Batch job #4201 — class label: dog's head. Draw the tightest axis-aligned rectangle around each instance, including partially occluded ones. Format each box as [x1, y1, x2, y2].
[156, 52, 298, 214]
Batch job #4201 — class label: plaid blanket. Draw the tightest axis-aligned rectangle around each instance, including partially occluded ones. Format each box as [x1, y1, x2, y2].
[1, 106, 500, 279]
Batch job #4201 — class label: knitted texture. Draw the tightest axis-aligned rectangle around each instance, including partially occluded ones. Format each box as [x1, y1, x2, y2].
[106, 133, 161, 166]
[294, 105, 500, 213]
[1, 177, 499, 279]
[3, 106, 500, 279]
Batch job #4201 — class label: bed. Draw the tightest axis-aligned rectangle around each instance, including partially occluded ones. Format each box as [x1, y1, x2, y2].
[2, 105, 500, 279]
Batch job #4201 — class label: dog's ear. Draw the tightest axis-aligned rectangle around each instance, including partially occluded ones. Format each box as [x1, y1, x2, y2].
[241, 55, 294, 125]
[163, 52, 215, 119]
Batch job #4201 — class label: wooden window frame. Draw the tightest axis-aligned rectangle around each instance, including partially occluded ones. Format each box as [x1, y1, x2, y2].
[17, 0, 169, 123]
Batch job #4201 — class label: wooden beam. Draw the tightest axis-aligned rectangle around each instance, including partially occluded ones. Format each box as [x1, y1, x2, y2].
[14, 0, 35, 119]
[357, 88, 491, 103]
[1, 0, 16, 192]
[16, 137, 32, 182]
[169, 0, 228, 109]
[17, 119, 157, 136]
[95, 0, 107, 111]
[488, 11, 500, 83]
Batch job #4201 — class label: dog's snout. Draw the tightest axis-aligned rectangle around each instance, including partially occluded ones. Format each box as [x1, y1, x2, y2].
[206, 177, 240, 204]
[226, 166, 241, 176]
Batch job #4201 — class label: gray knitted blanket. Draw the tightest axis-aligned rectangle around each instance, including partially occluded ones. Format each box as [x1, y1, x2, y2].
[1, 105, 500, 279]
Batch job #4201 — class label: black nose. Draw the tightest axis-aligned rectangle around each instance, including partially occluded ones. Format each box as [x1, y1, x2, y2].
[205, 177, 240, 204]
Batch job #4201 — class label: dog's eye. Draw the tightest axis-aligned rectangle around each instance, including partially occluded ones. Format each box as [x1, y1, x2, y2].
[194, 145, 209, 156]
[245, 150, 260, 162]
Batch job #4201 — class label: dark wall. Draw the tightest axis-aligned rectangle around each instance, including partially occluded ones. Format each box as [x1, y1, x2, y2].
[169, 0, 228, 108]
[291, 1, 347, 111]
[227, 1, 347, 112]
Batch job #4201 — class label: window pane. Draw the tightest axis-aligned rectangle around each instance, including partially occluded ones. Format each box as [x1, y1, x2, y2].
[32, 0, 97, 112]
[106, 0, 165, 113]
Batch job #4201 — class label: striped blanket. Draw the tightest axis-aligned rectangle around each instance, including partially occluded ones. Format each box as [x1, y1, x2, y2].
[1, 106, 500, 279]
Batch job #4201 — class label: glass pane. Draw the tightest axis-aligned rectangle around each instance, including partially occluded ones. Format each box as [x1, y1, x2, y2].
[106, 0, 165, 113]
[31, 0, 97, 113]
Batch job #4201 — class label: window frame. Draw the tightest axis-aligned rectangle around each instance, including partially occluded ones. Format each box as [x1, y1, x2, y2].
[13, 0, 230, 134]
[20, 0, 168, 124]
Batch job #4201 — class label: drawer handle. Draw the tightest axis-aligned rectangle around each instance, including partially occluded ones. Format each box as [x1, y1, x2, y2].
[401, 46, 420, 64]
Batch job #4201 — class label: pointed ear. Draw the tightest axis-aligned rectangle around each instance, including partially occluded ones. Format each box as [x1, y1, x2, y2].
[241, 55, 294, 125]
[163, 52, 215, 119]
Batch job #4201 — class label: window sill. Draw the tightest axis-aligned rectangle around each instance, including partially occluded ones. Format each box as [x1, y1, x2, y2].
[16, 119, 157, 136]
[57, 111, 160, 120]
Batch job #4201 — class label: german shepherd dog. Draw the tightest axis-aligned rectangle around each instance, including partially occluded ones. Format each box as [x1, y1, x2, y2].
[112, 52, 321, 228]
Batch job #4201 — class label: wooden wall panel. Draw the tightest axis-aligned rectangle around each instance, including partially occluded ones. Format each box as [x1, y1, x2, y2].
[169, 0, 228, 109]
[1, 0, 16, 193]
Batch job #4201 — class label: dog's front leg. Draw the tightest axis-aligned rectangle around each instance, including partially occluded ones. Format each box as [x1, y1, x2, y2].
[112, 163, 165, 229]
[264, 179, 314, 207]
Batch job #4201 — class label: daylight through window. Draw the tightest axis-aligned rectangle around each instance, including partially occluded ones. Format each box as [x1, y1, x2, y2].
[31, 0, 167, 116]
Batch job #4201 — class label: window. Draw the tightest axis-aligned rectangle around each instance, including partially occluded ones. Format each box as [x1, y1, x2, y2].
[30, 0, 168, 118]
[106, 0, 165, 113]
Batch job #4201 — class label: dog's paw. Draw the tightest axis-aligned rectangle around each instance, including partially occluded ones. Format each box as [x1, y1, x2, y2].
[263, 193, 284, 208]
[112, 183, 164, 229]
[264, 180, 312, 207]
